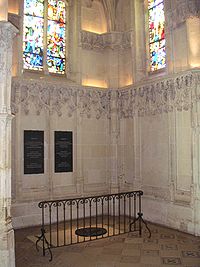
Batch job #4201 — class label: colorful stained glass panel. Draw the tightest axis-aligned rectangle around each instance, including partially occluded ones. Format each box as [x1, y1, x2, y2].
[48, 0, 65, 22]
[24, 0, 44, 17]
[149, 2, 165, 43]
[150, 39, 166, 71]
[47, 0, 66, 74]
[47, 56, 65, 74]
[148, 0, 165, 71]
[23, 15, 44, 70]
[23, 53, 43, 70]
[47, 20, 65, 58]
[148, 0, 163, 9]
[23, 0, 66, 74]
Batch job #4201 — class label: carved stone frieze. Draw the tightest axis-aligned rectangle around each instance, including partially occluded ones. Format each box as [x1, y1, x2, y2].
[11, 70, 200, 119]
[118, 71, 200, 118]
[80, 30, 132, 51]
[11, 79, 111, 119]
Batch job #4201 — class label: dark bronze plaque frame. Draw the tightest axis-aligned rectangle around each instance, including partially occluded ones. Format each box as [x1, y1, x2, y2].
[24, 130, 44, 174]
[54, 131, 73, 173]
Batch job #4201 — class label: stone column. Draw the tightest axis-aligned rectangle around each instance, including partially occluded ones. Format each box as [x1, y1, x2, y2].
[0, 21, 18, 267]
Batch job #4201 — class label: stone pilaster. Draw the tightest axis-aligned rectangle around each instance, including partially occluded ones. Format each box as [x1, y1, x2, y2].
[192, 95, 200, 236]
[0, 21, 18, 267]
[109, 90, 120, 193]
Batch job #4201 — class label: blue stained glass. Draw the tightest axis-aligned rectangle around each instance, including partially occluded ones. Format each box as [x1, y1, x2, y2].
[23, 0, 66, 73]
[23, 53, 43, 70]
[23, 0, 44, 71]
[47, 56, 65, 74]
[23, 16, 44, 54]
[150, 39, 166, 71]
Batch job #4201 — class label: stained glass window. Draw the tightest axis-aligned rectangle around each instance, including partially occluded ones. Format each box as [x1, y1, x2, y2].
[148, 0, 166, 71]
[23, 0, 66, 74]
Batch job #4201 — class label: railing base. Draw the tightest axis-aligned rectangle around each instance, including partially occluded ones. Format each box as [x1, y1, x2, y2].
[36, 228, 53, 261]
[129, 212, 151, 238]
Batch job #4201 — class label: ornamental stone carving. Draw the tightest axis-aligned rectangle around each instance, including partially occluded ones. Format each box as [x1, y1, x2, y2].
[11, 79, 111, 119]
[166, 0, 200, 29]
[80, 30, 132, 51]
[11, 70, 200, 119]
[118, 71, 200, 118]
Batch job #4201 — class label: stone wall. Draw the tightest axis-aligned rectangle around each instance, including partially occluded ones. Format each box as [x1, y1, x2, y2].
[11, 78, 112, 228]
[6, 0, 200, 236]
[118, 70, 200, 235]
[11, 70, 200, 236]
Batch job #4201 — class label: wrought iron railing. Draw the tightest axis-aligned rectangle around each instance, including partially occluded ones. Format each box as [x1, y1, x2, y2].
[36, 190, 151, 261]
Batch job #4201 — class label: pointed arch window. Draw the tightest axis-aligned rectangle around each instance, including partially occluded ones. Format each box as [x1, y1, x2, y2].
[148, 0, 166, 71]
[23, 0, 66, 74]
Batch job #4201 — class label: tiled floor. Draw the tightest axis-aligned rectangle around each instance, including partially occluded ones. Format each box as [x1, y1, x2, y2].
[15, 223, 200, 267]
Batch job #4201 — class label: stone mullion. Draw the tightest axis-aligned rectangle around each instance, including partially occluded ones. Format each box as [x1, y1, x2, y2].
[0, 21, 18, 267]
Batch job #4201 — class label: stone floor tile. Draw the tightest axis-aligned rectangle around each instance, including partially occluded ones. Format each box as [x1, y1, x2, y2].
[120, 255, 140, 263]
[97, 253, 121, 262]
[121, 248, 140, 256]
[101, 247, 123, 255]
[124, 237, 143, 243]
[115, 263, 140, 267]
[160, 250, 181, 257]
[141, 255, 161, 265]
[96, 262, 116, 267]
[15, 222, 200, 267]
[161, 257, 182, 265]
[142, 249, 159, 256]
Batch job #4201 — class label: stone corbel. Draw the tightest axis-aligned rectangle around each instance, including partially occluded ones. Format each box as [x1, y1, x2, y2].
[8, 13, 20, 30]
[166, 0, 200, 29]
[80, 30, 132, 51]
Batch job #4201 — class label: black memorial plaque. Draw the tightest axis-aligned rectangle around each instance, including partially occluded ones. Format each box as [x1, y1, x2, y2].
[24, 130, 44, 174]
[55, 131, 73, 173]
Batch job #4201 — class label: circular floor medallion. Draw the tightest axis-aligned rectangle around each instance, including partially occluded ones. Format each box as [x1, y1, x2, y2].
[75, 227, 107, 237]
